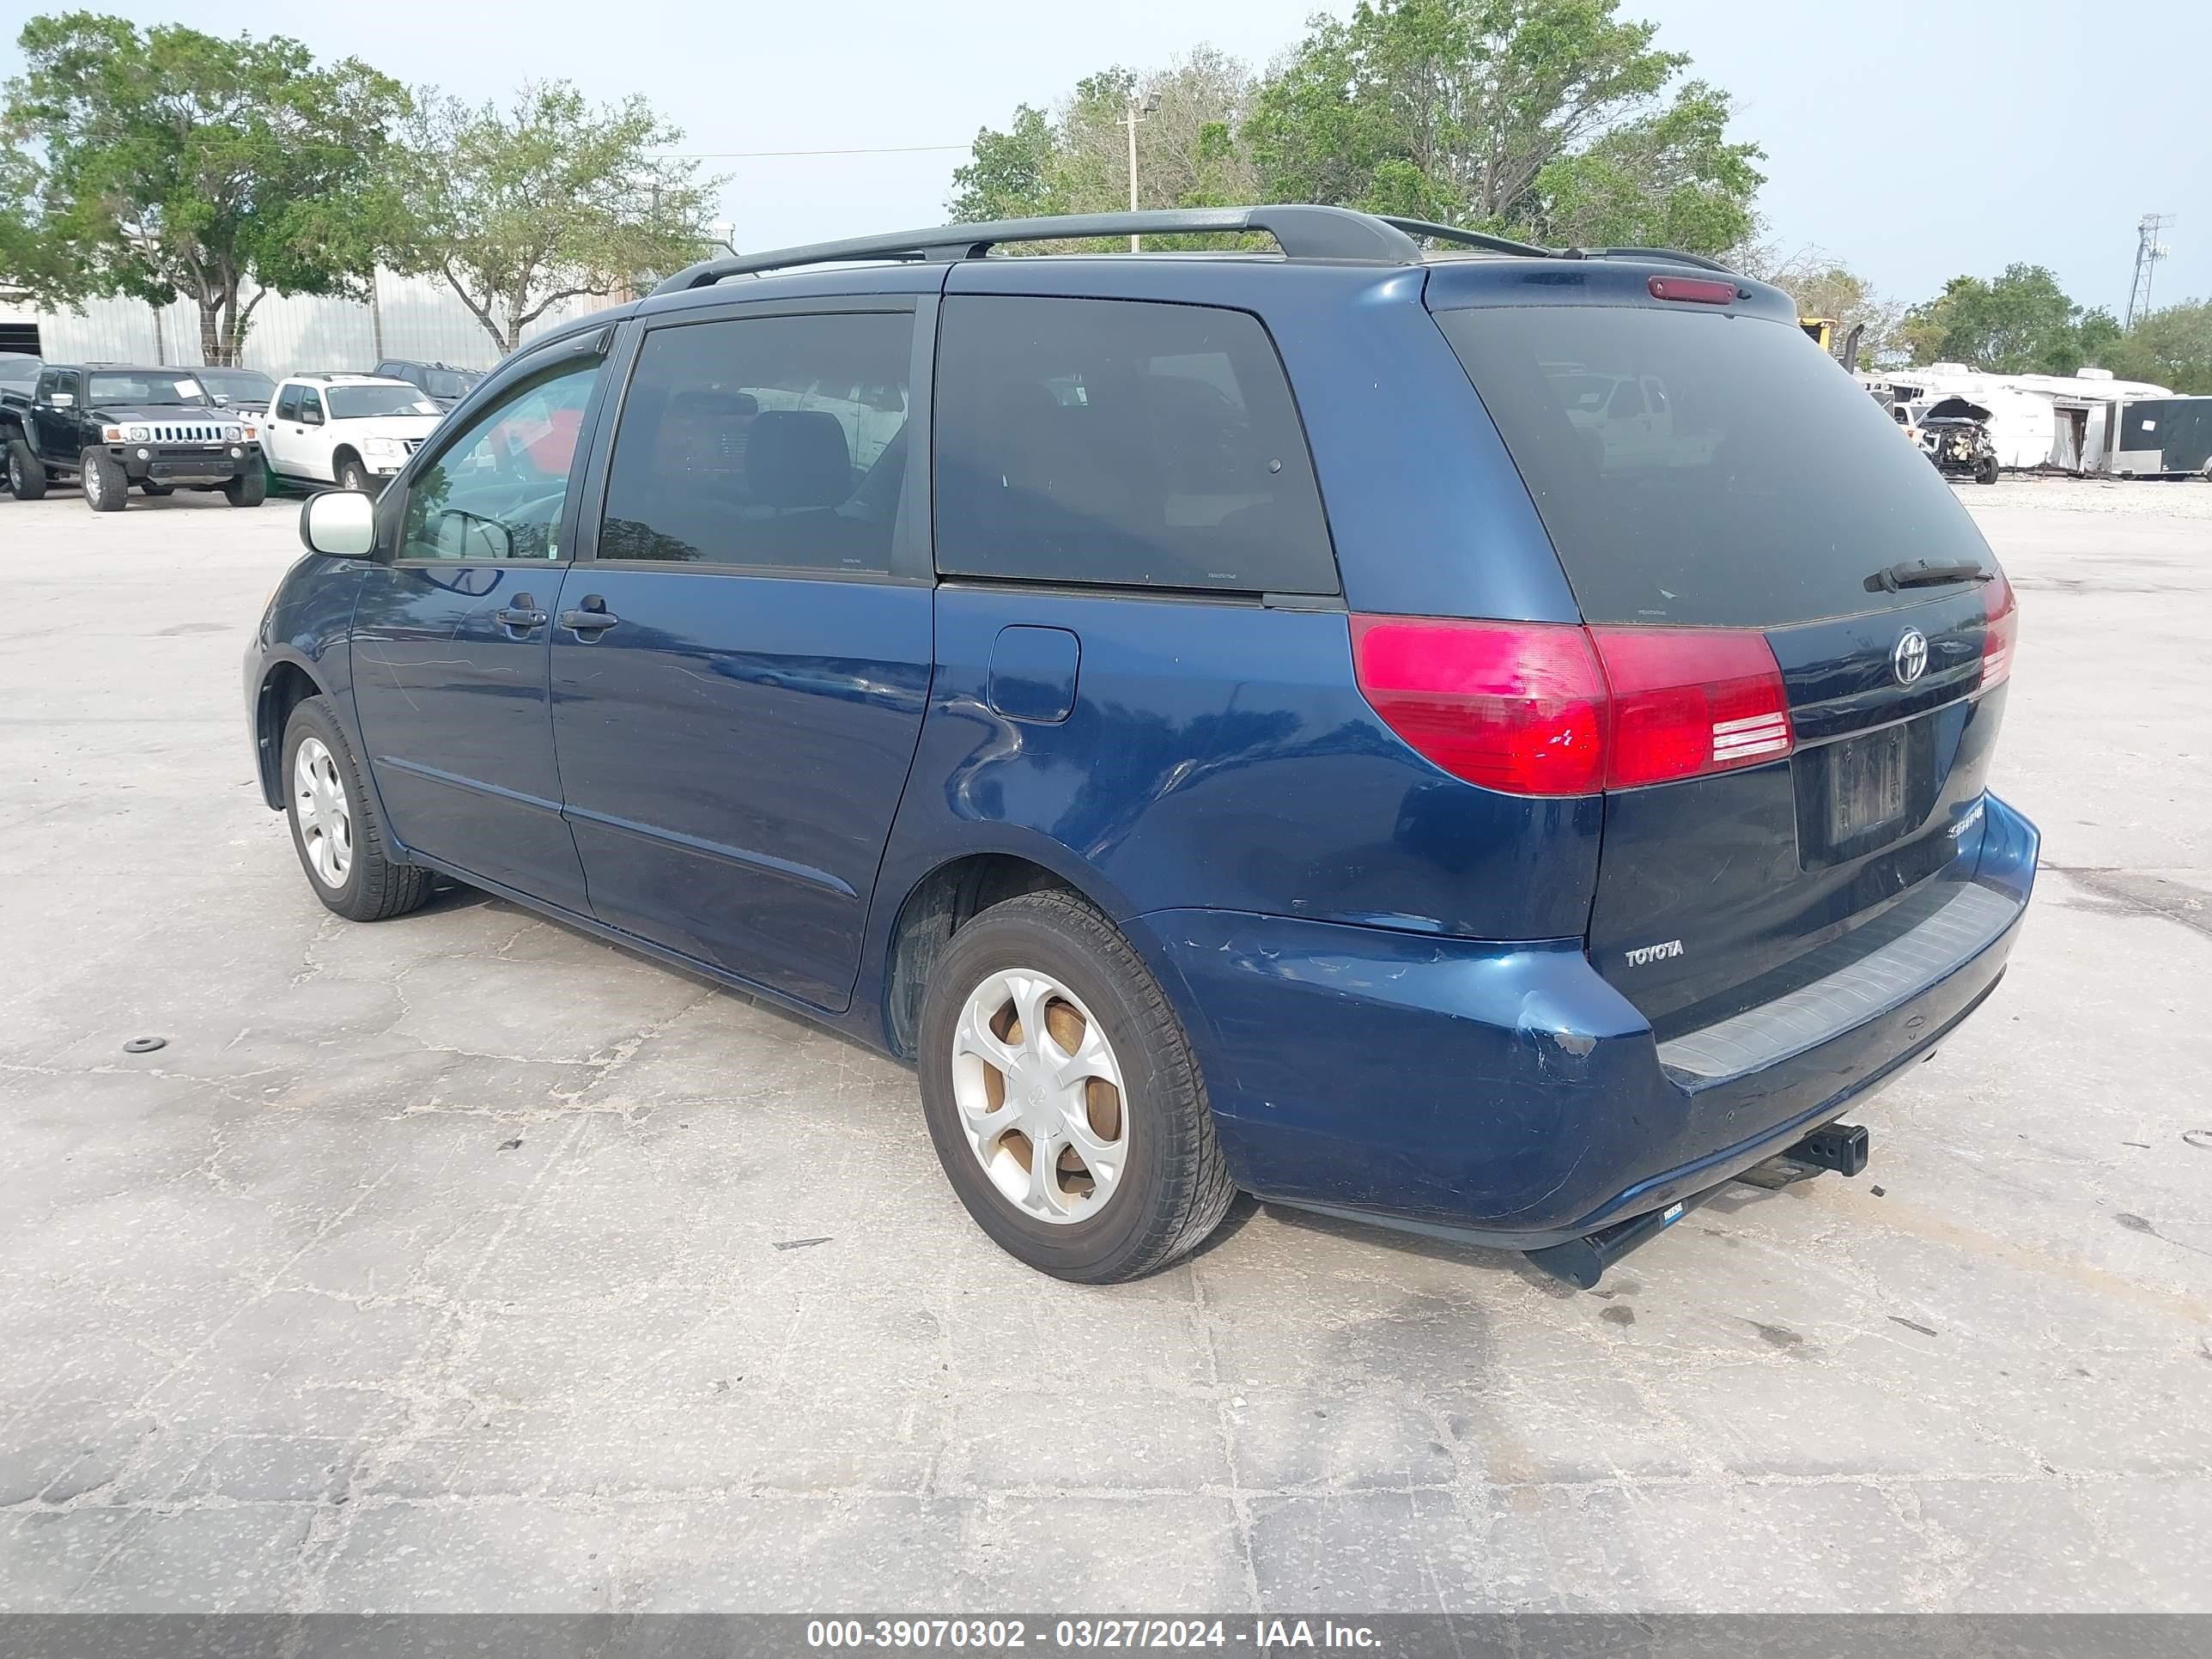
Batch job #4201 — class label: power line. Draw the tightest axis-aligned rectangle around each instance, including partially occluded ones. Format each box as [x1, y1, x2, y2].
[665, 143, 969, 160]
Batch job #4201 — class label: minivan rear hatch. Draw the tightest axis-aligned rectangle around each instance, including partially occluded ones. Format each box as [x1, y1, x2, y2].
[1431, 282, 2014, 1033]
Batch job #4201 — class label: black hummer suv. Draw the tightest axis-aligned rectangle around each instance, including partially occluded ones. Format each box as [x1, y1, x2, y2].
[2, 362, 266, 510]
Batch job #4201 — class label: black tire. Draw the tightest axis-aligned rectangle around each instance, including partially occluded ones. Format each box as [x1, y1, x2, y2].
[8, 438, 48, 500]
[1977, 455, 2000, 485]
[280, 696, 435, 922]
[224, 469, 267, 507]
[917, 890, 1236, 1283]
[140, 480, 173, 496]
[335, 453, 370, 493]
[82, 449, 127, 512]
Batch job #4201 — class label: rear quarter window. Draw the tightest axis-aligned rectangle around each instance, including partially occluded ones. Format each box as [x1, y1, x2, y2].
[933, 295, 1337, 594]
[1434, 305, 1997, 627]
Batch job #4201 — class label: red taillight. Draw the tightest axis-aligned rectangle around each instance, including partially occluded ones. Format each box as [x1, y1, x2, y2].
[1647, 274, 1738, 305]
[1588, 626, 1794, 788]
[1350, 617, 1794, 796]
[1980, 571, 2017, 690]
[1347, 617, 1607, 796]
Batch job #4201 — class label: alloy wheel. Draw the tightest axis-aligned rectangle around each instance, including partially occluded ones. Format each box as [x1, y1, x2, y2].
[291, 736, 354, 887]
[949, 968, 1128, 1224]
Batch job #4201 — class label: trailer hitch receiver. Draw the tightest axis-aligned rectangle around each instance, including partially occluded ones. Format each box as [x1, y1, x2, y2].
[1522, 1121, 1872, 1288]
[1789, 1121, 1869, 1176]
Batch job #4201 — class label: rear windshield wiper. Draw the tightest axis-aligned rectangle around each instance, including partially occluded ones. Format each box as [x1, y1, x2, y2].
[1864, 560, 1995, 593]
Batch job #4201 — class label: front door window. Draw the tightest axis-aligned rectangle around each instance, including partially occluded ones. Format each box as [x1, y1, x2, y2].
[398, 358, 601, 562]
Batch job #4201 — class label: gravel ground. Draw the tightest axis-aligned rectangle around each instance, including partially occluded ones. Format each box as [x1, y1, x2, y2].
[1960, 475, 2212, 518]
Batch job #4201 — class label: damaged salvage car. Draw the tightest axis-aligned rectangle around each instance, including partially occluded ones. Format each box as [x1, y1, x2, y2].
[1919, 396, 2002, 484]
[245, 205, 2033, 1289]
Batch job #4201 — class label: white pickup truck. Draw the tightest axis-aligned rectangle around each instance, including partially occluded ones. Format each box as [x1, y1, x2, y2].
[262, 374, 446, 492]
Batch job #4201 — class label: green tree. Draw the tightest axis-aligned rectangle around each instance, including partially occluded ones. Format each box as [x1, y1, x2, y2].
[1899, 264, 2115, 375]
[4, 12, 409, 363]
[2106, 299, 2212, 392]
[950, 51, 1260, 235]
[1243, 0, 1762, 252]
[0, 140, 57, 306]
[394, 82, 724, 356]
[949, 103, 1064, 222]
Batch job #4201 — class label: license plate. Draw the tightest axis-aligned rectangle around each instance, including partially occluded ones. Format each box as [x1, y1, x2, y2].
[1828, 726, 1908, 841]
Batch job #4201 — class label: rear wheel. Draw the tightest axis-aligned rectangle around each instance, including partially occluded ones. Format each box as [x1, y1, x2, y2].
[917, 890, 1236, 1282]
[82, 450, 127, 512]
[224, 470, 267, 507]
[2, 439, 36, 499]
[281, 696, 434, 922]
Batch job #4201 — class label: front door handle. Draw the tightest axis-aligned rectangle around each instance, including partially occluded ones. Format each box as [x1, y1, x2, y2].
[559, 600, 620, 635]
[493, 594, 548, 631]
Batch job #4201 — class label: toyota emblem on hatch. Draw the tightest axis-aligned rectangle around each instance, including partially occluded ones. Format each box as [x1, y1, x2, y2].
[1893, 628, 1929, 686]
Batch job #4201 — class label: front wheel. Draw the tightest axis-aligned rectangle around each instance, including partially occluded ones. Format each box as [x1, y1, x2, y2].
[1977, 454, 2000, 485]
[281, 696, 434, 921]
[140, 480, 174, 497]
[335, 456, 370, 493]
[224, 470, 267, 507]
[2, 439, 38, 499]
[82, 449, 128, 512]
[917, 890, 1236, 1283]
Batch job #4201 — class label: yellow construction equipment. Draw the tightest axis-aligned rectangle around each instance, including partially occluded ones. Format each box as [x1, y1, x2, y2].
[1800, 316, 1865, 372]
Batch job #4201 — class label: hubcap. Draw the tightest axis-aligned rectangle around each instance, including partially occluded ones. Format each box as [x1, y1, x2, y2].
[950, 969, 1128, 1224]
[291, 737, 354, 887]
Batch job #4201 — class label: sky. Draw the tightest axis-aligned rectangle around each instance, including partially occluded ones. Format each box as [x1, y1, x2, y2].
[6, 0, 2209, 319]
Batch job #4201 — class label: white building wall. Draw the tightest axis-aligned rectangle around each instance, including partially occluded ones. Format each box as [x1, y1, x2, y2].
[1, 270, 608, 375]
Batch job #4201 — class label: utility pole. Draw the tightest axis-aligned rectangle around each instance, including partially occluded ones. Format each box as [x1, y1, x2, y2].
[2125, 213, 2172, 329]
[1122, 93, 1160, 252]
[368, 268, 386, 363]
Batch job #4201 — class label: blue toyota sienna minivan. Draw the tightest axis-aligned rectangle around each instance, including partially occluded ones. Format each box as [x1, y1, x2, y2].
[246, 206, 2035, 1287]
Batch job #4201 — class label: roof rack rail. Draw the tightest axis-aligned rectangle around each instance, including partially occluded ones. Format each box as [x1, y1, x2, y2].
[1373, 216, 1558, 259]
[650, 205, 1428, 295]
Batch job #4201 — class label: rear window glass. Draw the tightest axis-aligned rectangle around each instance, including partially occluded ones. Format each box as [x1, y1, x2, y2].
[1434, 306, 1997, 627]
[934, 295, 1337, 594]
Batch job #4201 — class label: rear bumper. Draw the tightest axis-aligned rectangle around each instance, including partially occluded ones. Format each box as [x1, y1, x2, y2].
[1128, 792, 2038, 1248]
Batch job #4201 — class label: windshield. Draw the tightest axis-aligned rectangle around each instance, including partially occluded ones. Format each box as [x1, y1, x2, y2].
[329, 385, 443, 420]
[87, 372, 213, 408]
[0, 356, 38, 391]
[422, 368, 478, 400]
[196, 368, 275, 402]
[1434, 305, 1997, 627]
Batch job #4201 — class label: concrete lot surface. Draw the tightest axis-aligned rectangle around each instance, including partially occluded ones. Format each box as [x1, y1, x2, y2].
[2, 477, 2209, 1612]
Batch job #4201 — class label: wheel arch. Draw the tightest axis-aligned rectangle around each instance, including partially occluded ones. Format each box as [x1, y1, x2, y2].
[877, 847, 1127, 1060]
[253, 654, 327, 810]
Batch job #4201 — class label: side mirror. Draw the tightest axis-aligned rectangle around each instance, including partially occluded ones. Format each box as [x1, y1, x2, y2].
[49, 392, 75, 409]
[212, 393, 232, 408]
[301, 407, 324, 427]
[300, 489, 377, 558]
